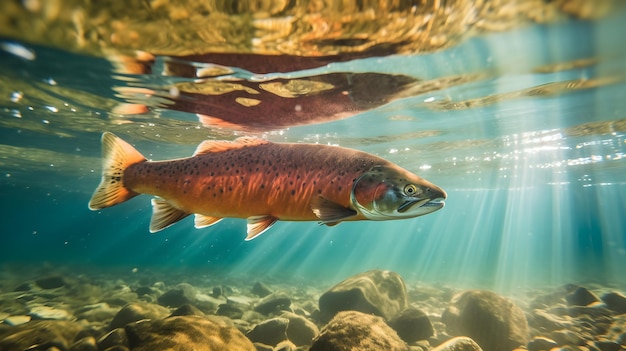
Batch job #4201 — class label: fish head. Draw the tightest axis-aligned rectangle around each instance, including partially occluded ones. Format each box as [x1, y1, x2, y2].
[351, 165, 447, 220]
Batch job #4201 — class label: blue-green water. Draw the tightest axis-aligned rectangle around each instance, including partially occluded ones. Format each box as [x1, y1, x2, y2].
[1, 8, 625, 296]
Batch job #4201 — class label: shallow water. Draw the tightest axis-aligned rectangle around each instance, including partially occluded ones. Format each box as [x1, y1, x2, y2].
[0, 1, 626, 350]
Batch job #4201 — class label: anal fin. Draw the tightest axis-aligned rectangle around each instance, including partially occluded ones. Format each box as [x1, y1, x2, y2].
[194, 214, 223, 229]
[246, 215, 278, 241]
[311, 196, 357, 224]
[150, 198, 190, 233]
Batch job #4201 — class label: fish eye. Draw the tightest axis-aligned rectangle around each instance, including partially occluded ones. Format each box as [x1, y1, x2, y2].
[404, 184, 417, 195]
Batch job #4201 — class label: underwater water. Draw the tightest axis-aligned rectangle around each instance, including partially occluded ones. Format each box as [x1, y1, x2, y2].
[0, 1, 625, 350]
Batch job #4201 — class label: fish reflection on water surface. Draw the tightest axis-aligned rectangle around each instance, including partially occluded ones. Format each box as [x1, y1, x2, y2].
[89, 132, 446, 240]
[113, 56, 421, 131]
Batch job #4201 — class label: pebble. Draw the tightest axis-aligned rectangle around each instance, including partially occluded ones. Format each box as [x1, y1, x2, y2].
[3, 315, 31, 326]
[29, 305, 72, 320]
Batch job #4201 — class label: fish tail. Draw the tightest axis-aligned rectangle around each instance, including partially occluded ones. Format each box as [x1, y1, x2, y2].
[88, 132, 146, 210]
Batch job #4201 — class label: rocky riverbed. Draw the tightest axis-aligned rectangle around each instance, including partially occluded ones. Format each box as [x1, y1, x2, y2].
[0, 265, 625, 351]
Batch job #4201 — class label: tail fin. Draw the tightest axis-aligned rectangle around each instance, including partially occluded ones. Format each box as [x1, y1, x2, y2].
[88, 132, 146, 210]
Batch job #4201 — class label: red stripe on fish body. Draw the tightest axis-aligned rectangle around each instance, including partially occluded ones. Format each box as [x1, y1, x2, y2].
[123, 142, 388, 221]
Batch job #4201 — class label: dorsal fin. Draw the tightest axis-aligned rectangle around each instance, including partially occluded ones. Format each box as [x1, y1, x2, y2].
[193, 137, 269, 156]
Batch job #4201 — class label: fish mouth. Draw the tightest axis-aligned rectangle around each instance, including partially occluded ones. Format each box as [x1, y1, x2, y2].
[397, 197, 445, 213]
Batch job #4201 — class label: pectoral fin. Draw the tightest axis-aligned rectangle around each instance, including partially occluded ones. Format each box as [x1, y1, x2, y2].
[194, 214, 223, 229]
[246, 215, 278, 241]
[311, 196, 357, 224]
[150, 198, 190, 233]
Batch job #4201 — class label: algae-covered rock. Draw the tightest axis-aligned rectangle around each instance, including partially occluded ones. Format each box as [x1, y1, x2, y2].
[310, 310, 408, 351]
[246, 317, 289, 346]
[387, 307, 434, 343]
[442, 290, 529, 351]
[109, 302, 169, 329]
[319, 269, 408, 321]
[431, 336, 483, 351]
[157, 283, 196, 307]
[124, 315, 256, 351]
[0, 320, 82, 350]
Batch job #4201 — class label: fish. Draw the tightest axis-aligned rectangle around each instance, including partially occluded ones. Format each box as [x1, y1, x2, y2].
[88, 132, 447, 240]
[113, 72, 418, 131]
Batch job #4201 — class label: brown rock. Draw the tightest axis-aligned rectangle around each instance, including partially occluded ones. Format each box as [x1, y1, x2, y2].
[431, 337, 483, 351]
[442, 290, 529, 351]
[319, 270, 408, 322]
[387, 307, 434, 343]
[109, 302, 169, 329]
[0, 320, 82, 351]
[310, 310, 408, 351]
[125, 315, 256, 351]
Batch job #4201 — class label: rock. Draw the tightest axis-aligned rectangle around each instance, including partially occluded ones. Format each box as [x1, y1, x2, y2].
[13, 282, 33, 292]
[527, 336, 558, 351]
[35, 276, 66, 289]
[0, 320, 82, 350]
[280, 311, 320, 346]
[3, 315, 31, 326]
[228, 295, 256, 308]
[601, 292, 626, 314]
[431, 337, 483, 351]
[595, 339, 623, 351]
[566, 287, 600, 306]
[550, 329, 585, 346]
[275, 340, 298, 351]
[170, 303, 205, 317]
[442, 290, 529, 351]
[134, 286, 157, 297]
[211, 286, 223, 298]
[387, 307, 434, 343]
[75, 302, 120, 323]
[29, 305, 72, 320]
[310, 310, 408, 351]
[98, 328, 129, 350]
[103, 346, 130, 351]
[246, 317, 289, 346]
[195, 293, 224, 313]
[252, 282, 274, 297]
[70, 336, 98, 351]
[254, 343, 274, 351]
[254, 292, 292, 315]
[157, 283, 196, 307]
[124, 315, 256, 351]
[109, 302, 170, 329]
[217, 303, 245, 319]
[528, 309, 572, 331]
[318, 269, 407, 321]
[242, 310, 266, 324]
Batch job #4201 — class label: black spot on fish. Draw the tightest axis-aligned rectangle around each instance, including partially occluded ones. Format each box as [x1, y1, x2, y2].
[261, 184, 265, 189]
[318, 189, 322, 194]
[291, 190, 295, 196]
[338, 186, 342, 191]
[228, 186, 232, 191]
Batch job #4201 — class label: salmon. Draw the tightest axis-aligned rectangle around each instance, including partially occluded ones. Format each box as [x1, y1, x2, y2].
[89, 132, 446, 240]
